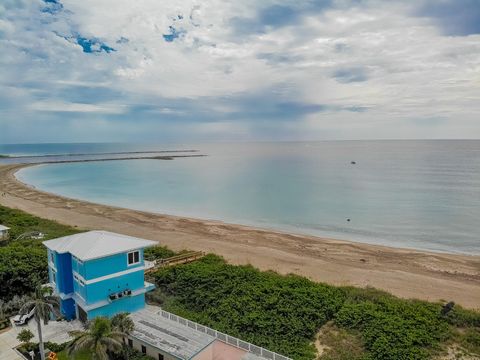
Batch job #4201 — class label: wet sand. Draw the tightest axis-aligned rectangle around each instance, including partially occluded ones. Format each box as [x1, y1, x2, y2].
[1, 164, 479, 309]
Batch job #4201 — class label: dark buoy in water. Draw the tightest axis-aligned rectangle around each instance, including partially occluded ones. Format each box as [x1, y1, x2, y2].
[347, 218, 351, 222]
[351, 161, 356, 165]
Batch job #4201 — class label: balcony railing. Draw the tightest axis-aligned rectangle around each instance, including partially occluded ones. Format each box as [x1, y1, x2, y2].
[157, 309, 292, 360]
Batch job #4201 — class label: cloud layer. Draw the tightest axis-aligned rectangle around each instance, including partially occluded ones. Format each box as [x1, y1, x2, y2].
[1, 0, 479, 143]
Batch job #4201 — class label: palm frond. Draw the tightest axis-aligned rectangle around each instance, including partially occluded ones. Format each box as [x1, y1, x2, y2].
[68, 334, 94, 356]
[47, 303, 62, 319]
[110, 330, 127, 339]
[19, 301, 35, 315]
[94, 342, 108, 360]
[44, 295, 60, 303]
[111, 312, 135, 334]
[68, 330, 85, 338]
[100, 336, 123, 352]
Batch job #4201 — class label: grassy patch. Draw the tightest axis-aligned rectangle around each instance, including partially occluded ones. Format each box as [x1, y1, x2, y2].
[0, 205, 80, 241]
[317, 322, 366, 360]
[57, 349, 92, 360]
[460, 328, 480, 355]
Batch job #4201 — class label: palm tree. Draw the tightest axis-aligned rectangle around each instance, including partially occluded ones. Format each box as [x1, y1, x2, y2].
[111, 312, 134, 340]
[19, 286, 61, 360]
[67, 317, 125, 360]
[111, 313, 135, 359]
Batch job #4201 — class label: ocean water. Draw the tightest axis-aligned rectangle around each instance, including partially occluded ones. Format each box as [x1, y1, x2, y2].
[5, 141, 480, 254]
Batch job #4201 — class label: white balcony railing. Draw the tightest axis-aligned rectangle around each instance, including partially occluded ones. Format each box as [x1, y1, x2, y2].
[157, 309, 292, 360]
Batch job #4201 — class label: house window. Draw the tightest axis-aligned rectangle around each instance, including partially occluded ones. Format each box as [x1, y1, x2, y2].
[158, 354, 164, 360]
[141, 345, 146, 354]
[52, 270, 56, 284]
[127, 251, 140, 265]
[128, 339, 133, 348]
[50, 252, 55, 264]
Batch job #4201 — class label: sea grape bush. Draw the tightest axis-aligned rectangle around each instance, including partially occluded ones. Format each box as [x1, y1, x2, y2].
[0, 241, 48, 300]
[154, 254, 345, 359]
[335, 298, 450, 359]
[144, 245, 175, 261]
[153, 256, 479, 360]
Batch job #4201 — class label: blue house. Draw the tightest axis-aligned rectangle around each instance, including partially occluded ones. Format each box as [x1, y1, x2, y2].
[43, 231, 156, 321]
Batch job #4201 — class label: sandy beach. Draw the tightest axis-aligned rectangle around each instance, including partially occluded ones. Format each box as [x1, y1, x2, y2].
[1, 163, 479, 309]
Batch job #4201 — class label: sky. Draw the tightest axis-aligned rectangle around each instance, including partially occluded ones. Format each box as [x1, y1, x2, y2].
[0, 0, 479, 143]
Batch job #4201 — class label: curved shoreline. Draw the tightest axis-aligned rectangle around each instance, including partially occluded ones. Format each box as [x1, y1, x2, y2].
[1, 163, 480, 308]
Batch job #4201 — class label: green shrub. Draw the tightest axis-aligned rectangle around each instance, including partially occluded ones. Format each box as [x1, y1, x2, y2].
[17, 328, 34, 344]
[144, 245, 175, 261]
[446, 306, 480, 327]
[335, 296, 451, 360]
[44, 341, 69, 353]
[153, 254, 346, 359]
[0, 244, 47, 300]
[0, 205, 80, 301]
[0, 319, 9, 330]
[111, 347, 153, 360]
[0, 294, 32, 318]
[152, 254, 480, 360]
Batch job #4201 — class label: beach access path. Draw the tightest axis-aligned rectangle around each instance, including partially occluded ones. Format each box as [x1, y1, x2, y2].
[1, 164, 479, 309]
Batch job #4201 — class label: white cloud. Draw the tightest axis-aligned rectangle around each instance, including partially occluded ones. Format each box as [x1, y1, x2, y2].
[29, 101, 127, 114]
[0, 0, 479, 142]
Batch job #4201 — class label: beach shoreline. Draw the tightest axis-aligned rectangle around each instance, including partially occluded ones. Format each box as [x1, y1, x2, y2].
[1, 163, 479, 308]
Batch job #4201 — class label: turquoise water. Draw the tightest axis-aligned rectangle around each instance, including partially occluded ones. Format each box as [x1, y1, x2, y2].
[9, 141, 480, 254]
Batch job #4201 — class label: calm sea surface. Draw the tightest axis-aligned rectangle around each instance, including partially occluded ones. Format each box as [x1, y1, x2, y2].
[3, 141, 480, 254]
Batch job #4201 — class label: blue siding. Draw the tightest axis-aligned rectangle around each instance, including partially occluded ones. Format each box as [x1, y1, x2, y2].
[84, 270, 144, 304]
[49, 246, 152, 321]
[73, 277, 87, 302]
[84, 250, 144, 279]
[55, 252, 73, 295]
[86, 294, 145, 319]
[60, 298, 76, 320]
[72, 256, 86, 278]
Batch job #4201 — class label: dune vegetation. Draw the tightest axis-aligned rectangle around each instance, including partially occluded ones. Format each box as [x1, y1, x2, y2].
[1, 205, 479, 360]
[149, 254, 480, 360]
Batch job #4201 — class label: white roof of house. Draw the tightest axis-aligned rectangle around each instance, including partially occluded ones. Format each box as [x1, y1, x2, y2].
[0, 225, 10, 231]
[131, 309, 215, 359]
[43, 230, 156, 261]
[131, 307, 288, 360]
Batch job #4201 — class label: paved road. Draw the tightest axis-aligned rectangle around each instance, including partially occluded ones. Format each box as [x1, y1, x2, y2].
[0, 325, 22, 360]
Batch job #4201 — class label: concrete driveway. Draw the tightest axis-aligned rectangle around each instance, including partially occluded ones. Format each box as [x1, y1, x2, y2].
[0, 318, 83, 359]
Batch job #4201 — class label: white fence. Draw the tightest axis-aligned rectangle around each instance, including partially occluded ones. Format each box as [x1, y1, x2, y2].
[158, 309, 292, 360]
